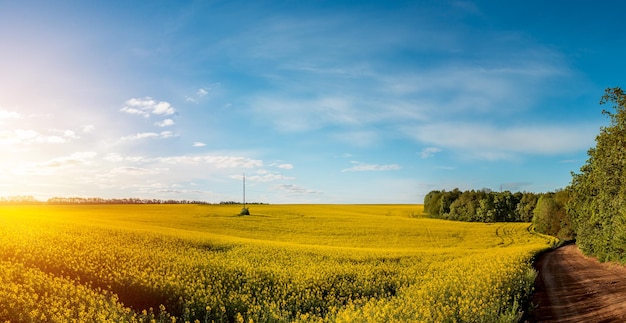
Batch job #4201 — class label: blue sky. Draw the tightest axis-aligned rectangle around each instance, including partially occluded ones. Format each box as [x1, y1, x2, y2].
[1, 1, 624, 203]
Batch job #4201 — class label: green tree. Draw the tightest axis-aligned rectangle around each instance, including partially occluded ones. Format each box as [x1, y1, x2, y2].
[449, 190, 484, 221]
[492, 191, 519, 222]
[533, 194, 561, 237]
[569, 87, 626, 261]
[423, 190, 443, 217]
[439, 188, 462, 216]
[515, 193, 539, 222]
[477, 194, 496, 223]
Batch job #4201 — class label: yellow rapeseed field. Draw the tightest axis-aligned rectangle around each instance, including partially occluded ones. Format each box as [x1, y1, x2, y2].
[0, 204, 556, 322]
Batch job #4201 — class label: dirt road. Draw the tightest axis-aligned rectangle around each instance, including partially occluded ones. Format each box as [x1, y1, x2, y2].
[527, 244, 626, 322]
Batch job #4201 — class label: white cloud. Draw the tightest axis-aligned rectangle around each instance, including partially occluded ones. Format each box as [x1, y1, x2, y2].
[252, 96, 362, 132]
[155, 118, 175, 127]
[104, 153, 124, 162]
[186, 86, 218, 103]
[42, 152, 96, 167]
[341, 161, 401, 172]
[246, 173, 294, 182]
[104, 153, 147, 163]
[121, 97, 176, 117]
[102, 153, 262, 171]
[45, 136, 66, 144]
[63, 130, 78, 139]
[81, 125, 95, 133]
[153, 102, 175, 115]
[192, 142, 206, 147]
[0, 129, 77, 145]
[276, 163, 293, 170]
[20, 152, 97, 175]
[160, 131, 175, 138]
[4, 129, 37, 144]
[120, 131, 176, 141]
[110, 166, 161, 175]
[159, 155, 263, 168]
[0, 109, 20, 122]
[275, 184, 322, 195]
[420, 147, 442, 159]
[120, 132, 158, 141]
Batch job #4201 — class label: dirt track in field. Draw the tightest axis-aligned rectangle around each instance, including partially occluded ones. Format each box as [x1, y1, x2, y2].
[527, 244, 626, 322]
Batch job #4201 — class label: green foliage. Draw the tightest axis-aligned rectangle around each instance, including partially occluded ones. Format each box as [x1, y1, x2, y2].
[423, 190, 443, 217]
[424, 188, 576, 235]
[516, 193, 539, 222]
[449, 190, 485, 222]
[569, 87, 626, 261]
[532, 191, 573, 241]
[439, 188, 462, 215]
[424, 189, 540, 223]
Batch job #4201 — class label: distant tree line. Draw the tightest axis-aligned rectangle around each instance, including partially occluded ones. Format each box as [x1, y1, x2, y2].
[46, 197, 212, 204]
[423, 188, 573, 240]
[0, 196, 269, 205]
[0, 196, 41, 204]
[1, 196, 209, 205]
[218, 201, 268, 205]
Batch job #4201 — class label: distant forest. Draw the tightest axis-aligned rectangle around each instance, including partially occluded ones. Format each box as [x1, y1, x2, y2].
[0, 196, 265, 205]
[423, 188, 573, 240]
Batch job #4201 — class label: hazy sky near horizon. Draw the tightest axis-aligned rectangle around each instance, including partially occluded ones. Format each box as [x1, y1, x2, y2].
[1, 1, 625, 203]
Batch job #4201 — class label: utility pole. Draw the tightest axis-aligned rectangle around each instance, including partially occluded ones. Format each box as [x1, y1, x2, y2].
[240, 172, 249, 215]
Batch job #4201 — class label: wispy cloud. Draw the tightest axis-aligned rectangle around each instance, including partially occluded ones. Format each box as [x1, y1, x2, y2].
[192, 142, 206, 147]
[186, 85, 219, 103]
[276, 163, 293, 170]
[275, 184, 322, 195]
[17, 152, 97, 175]
[155, 118, 175, 127]
[104, 153, 147, 163]
[39, 152, 97, 168]
[158, 155, 263, 168]
[0, 109, 20, 122]
[102, 152, 263, 170]
[120, 97, 176, 117]
[240, 11, 573, 163]
[109, 166, 161, 175]
[120, 131, 175, 141]
[420, 147, 442, 159]
[0, 129, 78, 145]
[341, 161, 401, 172]
[252, 96, 361, 132]
[81, 125, 95, 133]
[407, 122, 597, 160]
[231, 172, 294, 182]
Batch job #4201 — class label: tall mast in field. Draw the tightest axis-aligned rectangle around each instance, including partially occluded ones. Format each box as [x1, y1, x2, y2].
[240, 173, 250, 215]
